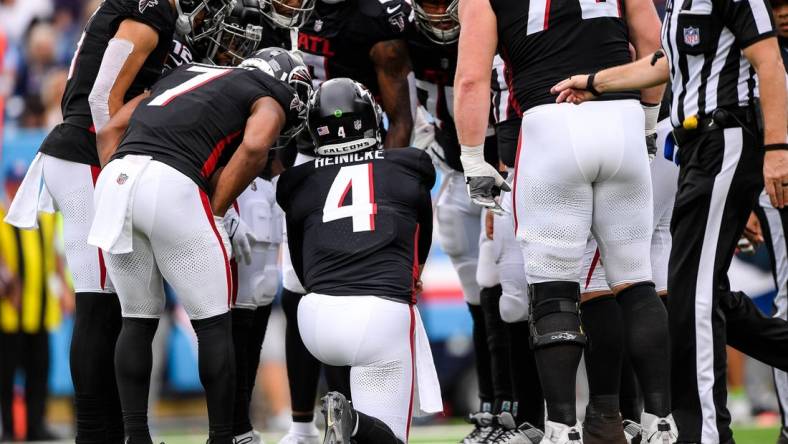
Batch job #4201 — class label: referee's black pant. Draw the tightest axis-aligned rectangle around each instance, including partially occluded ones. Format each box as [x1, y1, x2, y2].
[668, 125, 763, 444]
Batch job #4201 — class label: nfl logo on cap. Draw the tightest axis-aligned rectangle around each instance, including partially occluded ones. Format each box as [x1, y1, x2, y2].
[683, 27, 700, 46]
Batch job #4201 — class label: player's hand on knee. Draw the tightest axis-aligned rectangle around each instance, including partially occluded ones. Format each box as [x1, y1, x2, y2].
[764, 149, 788, 208]
[221, 207, 256, 265]
[460, 145, 510, 214]
[213, 215, 234, 260]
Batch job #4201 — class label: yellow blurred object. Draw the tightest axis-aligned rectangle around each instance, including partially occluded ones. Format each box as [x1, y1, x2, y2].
[683, 115, 699, 130]
[0, 208, 61, 333]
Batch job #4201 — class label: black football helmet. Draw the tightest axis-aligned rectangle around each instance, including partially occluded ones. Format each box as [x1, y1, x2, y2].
[260, 0, 316, 28]
[413, 0, 460, 45]
[306, 78, 383, 156]
[176, 0, 265, 65]
[240, 48, 314, 147]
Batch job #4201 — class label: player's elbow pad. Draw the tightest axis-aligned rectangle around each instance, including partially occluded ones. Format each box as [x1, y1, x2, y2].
[89, 38, 134, 132]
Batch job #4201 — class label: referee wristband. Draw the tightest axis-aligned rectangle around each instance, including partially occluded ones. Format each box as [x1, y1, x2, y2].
[586, 73, 601, 96]
[765, 143, 788, 151]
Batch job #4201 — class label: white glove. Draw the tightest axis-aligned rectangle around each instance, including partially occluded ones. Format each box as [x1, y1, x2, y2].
[222, 207, 257, 265]
[213, 215, 234, 261]
[460, 144, 511, 214]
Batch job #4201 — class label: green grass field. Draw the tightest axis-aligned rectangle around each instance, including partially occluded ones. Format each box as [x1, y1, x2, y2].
[144, 424, 780, 444]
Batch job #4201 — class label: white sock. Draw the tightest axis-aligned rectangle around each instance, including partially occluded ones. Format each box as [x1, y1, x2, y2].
[290, 420, 318, 436]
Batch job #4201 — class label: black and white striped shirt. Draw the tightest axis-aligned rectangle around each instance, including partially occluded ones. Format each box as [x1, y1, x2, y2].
[661, 0, 776, 127]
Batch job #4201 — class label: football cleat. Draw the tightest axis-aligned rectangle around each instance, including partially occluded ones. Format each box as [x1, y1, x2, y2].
[492, 421, 545, 444]
[320, 391, 355, 444]
[778, 427, 788, 444]
[485, 411, 518, 442]
[540, 421, 583, 444]
[234, 430, 264, 444]
[461, 410, 495, 443]
[277, 433, 320, 444]
[640, 413, 677, 444]
[622, 420, 642, 444]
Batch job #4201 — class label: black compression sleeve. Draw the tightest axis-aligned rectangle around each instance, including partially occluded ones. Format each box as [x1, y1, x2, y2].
[416, 188, 433, 265]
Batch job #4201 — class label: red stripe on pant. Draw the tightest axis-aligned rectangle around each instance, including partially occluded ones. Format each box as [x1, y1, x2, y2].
[585, 249, 601, 290]
[90, 165, 107, 291]
[199, 191, 232, 307]
[406, 305, 416, 440]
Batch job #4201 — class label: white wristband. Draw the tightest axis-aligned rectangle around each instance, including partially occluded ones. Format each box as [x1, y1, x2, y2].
[460, 144, 487, 177]
[642, 103, 660, 136]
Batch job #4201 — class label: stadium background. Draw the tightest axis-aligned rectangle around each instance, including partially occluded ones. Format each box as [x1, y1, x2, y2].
[0, 0, 783, 442]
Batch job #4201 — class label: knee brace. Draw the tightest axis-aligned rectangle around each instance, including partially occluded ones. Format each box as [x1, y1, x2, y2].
[528, 281, 586, 349]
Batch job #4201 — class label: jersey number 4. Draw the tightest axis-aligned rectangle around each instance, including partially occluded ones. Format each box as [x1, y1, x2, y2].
[323, 164, 378, 232]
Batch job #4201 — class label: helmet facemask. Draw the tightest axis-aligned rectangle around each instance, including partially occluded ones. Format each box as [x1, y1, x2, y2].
[260, 0, 316, 28]
[413, 0, 460, 45]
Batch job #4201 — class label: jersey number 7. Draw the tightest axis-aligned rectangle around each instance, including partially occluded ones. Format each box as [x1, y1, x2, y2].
[148, 66, 231, 107]
[323, 163, 378, 232]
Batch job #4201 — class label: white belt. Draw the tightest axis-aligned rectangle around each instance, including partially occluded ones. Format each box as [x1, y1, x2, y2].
[5, 153, 56, 229]
[87, 155, 152, 254]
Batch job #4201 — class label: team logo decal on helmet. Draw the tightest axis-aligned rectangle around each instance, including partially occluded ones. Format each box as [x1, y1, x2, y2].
[139, 0, 159, 13]
[240, 48, 314, 148]
[307, 78, 383, 156]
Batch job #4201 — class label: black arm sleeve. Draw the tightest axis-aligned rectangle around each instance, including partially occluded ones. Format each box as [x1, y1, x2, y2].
[286, 218, 306, 288]
[416, 187, 433, 266]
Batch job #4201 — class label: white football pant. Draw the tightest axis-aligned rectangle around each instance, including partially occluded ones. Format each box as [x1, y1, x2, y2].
[101, 160, 232, 320]
[234, 177, 283, 310]
[580, 118, 678, 293]
[514, 100, 654, 287]
[437, 171, 482, 305]
[41, 154, 114, 293]
[298, 294, 416, 442]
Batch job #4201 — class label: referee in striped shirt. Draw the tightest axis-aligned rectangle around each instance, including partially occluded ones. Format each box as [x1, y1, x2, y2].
[552, 0, 788, 441]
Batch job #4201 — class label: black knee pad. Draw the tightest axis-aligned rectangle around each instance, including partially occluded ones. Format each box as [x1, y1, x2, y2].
[281, 288, 305, 323]
[528, 281, 586, 349]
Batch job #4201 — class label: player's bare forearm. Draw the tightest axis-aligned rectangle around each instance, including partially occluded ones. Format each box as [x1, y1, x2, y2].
[97, 92, 148, 167]
[552, 55, 669, 103]
[371, 39, 414, 148]
[596, 55, 669, 93]
[454, 0, 498, 146]
[107, 19, 160, 116]
[626, 0, 665, 104]
[745, 38, 787, 145]
[211, 98, 285, 216]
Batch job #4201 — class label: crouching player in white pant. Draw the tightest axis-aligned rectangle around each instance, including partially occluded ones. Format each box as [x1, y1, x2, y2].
[277, 79, 443, 444]
[226, 173, 285, 444]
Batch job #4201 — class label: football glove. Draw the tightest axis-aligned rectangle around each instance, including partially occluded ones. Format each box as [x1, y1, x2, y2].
[213, 215, 234, 262]
[222, 207, 256, 265]
[460, 144, 510, 214]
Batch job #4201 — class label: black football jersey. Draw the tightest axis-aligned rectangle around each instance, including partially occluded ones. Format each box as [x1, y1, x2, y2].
[407, 28, 463, 171]
[115, 64, 301, 191]
[490, 0, 637, 113]
[39, 0, 176, 166]
[277, 148, 435, 304]
[297, 0, 411, 95]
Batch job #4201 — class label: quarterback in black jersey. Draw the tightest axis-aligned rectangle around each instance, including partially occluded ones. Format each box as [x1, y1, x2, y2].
[453, 0, 675, 441]
[3, 2, 235, 443]
[85, 49, 311, 444]
[296, 0, 413, 148]
[276, 78, 441, 444]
